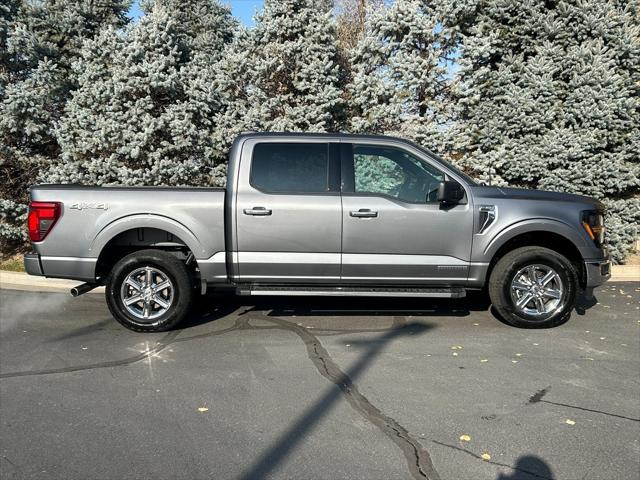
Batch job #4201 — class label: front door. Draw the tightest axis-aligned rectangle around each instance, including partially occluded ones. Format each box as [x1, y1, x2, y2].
[340, 143, 474, 285]
[235, 140, 342, 283]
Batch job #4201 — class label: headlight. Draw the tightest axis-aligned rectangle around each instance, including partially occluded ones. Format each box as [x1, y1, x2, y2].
[581, 210, 605, 246]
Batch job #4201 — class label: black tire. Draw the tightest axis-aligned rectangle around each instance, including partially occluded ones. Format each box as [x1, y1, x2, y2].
[488, 246, 578, 328]
[105, 249, 193, 332]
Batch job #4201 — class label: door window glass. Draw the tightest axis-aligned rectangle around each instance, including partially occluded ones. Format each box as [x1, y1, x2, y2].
[353, 145, 445, 203]
[251, 143, 329, 193]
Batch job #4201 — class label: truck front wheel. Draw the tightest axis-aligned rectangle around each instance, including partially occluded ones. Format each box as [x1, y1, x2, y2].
[105, 249, 193, 332]
[489, 246, 579, 328]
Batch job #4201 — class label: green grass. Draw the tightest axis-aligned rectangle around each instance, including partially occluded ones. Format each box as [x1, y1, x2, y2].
[0, 257, 25, 272]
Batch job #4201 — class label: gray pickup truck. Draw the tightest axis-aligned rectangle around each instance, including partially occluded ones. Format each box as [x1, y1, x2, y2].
[24, 133, 610, 331]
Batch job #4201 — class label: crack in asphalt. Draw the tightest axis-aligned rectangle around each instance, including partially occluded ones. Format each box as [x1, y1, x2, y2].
[528, 386, 640, 422]
[259, 315, 441, 480]
[0, 312, 441, 480]
[431, 441, 554, 480]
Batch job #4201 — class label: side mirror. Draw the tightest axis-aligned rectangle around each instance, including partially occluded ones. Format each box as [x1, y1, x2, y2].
[436, 180, 465, 204]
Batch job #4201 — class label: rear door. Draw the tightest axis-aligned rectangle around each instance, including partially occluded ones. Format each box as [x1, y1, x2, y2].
[234, 139, 342, 283]
[340, 142, 474, 284]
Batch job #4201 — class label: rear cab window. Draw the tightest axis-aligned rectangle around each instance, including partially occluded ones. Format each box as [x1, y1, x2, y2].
[250, 143, 339, 194]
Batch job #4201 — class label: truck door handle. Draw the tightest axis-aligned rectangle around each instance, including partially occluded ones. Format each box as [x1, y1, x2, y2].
[350, 209, 378, 218]
[244, 207, 272, 216]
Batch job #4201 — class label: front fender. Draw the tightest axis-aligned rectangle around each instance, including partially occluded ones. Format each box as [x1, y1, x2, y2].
[479, 218, 591, 261]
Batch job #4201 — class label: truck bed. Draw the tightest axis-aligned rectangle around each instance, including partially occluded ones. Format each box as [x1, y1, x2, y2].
[28, 185, 226, 282]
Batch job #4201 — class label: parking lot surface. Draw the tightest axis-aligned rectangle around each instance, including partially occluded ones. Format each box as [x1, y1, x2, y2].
[1, 284, 638, 480]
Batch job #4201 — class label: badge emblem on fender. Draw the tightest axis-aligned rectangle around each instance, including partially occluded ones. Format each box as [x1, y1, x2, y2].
[69, 202, 109, 211]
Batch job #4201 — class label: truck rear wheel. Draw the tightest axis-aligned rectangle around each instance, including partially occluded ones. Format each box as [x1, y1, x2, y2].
[105, 249, 193, 332]
[489, 246, 578, 328]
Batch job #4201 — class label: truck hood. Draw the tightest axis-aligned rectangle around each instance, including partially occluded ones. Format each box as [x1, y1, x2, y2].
[472, 186, 603, 210]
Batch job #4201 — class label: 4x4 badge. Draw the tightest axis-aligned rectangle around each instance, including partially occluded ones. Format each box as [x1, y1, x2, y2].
[69, 202, 109, 211]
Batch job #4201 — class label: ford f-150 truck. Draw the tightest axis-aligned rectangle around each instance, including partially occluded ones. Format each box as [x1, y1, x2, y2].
[24, 133, 610, 331]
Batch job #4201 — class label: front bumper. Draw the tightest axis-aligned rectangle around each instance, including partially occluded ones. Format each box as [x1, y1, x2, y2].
[584, 257, 611, 288]
[24, 253, 44, 276]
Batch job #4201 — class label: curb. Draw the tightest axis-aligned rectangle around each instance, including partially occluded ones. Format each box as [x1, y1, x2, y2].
[0, 271, 104, 294]
[609, 264, 640, 282]
[1, 266, 638, 294]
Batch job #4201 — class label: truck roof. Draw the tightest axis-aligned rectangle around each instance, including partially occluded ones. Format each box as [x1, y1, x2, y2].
[235, 131, 421, 142]
[233, 131, 477, 185]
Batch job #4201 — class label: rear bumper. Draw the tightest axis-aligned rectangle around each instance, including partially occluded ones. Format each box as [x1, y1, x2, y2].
[24, 254, 44, 276]
[23, 253, 96, 282]
[584, 257, 611, 288]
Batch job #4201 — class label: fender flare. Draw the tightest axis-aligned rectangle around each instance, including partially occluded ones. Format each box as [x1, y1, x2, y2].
[89, 214, 207, 259]
[482, 218, 590, 260]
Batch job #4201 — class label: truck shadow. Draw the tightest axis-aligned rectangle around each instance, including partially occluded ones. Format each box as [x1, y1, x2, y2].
[181, 292, 487, 330]
[182, 288, 598, 330]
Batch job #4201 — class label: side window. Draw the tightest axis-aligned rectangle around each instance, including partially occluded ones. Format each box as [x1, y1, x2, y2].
[251, 143, 330, 193]
[353, 145, 445, 203]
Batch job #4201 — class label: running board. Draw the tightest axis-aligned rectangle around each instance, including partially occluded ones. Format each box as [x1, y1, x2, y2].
[237, 286, 466, 298]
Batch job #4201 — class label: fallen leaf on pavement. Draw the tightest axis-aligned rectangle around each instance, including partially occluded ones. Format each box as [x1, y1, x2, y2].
[481, 453, 491, 461]
[459, 434, 471, 442]
[565, 419, 575, 425]
[198, 407, 209, 412]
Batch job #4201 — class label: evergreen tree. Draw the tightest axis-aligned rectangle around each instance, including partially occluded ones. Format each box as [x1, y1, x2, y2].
[0, 0, 130, 251]
[0, 0, 21, 91]
[50, 3, 236, 187]
[214, 0, 345, 156]
[445, 0, 639, 262]
[349, 0, 454, 152]
[141, 0, 236, 59]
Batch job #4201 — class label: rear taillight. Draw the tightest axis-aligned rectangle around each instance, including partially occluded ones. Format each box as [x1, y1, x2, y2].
[28, 201, 61, 242]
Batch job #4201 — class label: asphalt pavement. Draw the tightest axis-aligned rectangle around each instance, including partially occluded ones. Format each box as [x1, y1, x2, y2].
[0, 284, 638, 480]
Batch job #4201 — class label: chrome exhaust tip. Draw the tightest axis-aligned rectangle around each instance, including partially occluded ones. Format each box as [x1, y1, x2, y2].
[70, 283, 98, 297]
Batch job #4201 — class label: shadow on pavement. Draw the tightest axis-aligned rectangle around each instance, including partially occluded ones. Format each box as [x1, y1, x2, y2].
[185, 290, 492, 324]
[183, 286, 598, 331]
[496, 455, 556, 480]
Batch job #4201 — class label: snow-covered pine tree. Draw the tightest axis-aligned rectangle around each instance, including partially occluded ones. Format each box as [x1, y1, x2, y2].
[349, 0, 454, 153]
[50, 2, 236, 187]
[446, 0, 639, 262]
[0, 0, 130, 251]
[214, 0, 345, 157]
